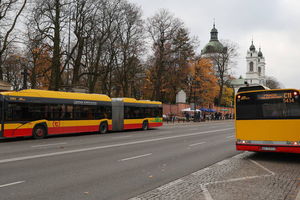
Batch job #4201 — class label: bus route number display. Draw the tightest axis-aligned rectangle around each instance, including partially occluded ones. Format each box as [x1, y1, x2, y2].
[283, 92, 295, 103]
[256, 92, 295, 103]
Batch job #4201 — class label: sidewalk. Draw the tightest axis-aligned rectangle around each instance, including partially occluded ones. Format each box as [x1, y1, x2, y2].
[130, 152, 300, 200]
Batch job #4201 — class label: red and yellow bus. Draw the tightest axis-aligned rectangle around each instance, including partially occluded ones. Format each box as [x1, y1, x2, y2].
[0, 89, 162, 139]
[112, 98, 162, 131]
[235, 88, 300, 153]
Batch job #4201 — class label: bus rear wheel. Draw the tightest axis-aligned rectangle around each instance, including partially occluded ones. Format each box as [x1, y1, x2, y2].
[142, 121, 148, 131]
[33, 125, 47, 139]
[99, 122, 108, 134]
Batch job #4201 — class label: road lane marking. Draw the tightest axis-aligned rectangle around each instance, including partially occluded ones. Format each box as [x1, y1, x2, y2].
[112, 135, 132, 139]
[189, 128, 199, 131]
[119, 153, 152, 161]
[226, 135, 234, 138]
[31, 142, 67, 148]
[189, 142, 206, 147]
[0, 181, 25, 188]
[0, 128, 234, 164]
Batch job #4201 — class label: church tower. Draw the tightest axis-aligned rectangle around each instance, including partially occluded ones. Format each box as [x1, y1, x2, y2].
[245, 41, 266, 85]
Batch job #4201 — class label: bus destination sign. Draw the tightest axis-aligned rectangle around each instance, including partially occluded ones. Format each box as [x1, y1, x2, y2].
[256, 92, 295, 103]
[256, 93, 283, 100]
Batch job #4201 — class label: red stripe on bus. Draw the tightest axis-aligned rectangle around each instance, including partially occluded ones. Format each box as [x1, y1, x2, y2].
[123, 123, 143, 130]
[4, 128, 32, 137]
[149, 122, 163, 128]
[48, 125, 99, 135]
[236, 144, 300, 154]
[3, 125, 104, 137]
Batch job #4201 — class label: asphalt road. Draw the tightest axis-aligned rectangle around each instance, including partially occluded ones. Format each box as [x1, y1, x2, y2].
[0, 120, 237, 200]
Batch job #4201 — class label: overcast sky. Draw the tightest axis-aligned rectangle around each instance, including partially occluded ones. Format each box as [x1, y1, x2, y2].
[128, 0, 300, 88]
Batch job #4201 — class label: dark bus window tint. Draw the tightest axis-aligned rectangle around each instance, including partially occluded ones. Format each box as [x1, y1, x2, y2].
[145, 108, 151, 117]
[139, 107, 145, 118]
[95, 106, 104, 119]
[124, 106, 132, 119]
[95, 106, 112, 119]
[261, 103, 285, 118]
[236, 91, 300, 120]
[286, 103, 300, 117]
[106, 106, 112, 119]
[48, 105, 63, 120]
[236, 104, 258, 119]
[28, 104, 46, 120]
[73, 105, 81, 120]
[81, 106, 88, 119]
[154, 108, 160, 117]
[6, 103, 27, 121]
[65, 105, 73, 120]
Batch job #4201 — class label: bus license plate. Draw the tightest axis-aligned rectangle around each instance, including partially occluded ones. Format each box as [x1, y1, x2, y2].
[261, 147, 276, 151]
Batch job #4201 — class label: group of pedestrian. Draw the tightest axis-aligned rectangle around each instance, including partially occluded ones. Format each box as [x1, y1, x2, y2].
[164, 111, 234, 123]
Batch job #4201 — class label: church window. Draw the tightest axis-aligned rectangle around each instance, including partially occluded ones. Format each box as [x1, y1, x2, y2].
[251, 53, 252, 57]
[249, 62, 254, 72]
[258, 67, 261, 76]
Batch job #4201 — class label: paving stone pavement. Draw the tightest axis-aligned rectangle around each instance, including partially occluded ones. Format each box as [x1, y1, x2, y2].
[129, 152, 300, 200]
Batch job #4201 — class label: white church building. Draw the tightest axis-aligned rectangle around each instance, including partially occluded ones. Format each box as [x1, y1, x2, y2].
[245, 41, 266, 86]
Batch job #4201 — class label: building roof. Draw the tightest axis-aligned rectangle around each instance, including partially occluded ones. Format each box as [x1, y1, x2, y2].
[249, 40, 256, 51]
[258, 47, 263, 57]
[201, 23, 225, 54]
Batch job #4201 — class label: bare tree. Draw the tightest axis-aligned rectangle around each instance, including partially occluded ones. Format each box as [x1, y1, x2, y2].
[0, 0, 27, 80]
[81, 0, 122, 93]
[113, 2, 144, 97]
[31, 0, 68, 90]
[3, 50, 25, 90]
[208, 40, 238, 106]
[147, 9, 183, 101]
[266, 76, 281, 89]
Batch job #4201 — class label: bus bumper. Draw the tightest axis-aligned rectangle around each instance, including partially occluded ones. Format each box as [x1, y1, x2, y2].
[236, 144, 300, 154]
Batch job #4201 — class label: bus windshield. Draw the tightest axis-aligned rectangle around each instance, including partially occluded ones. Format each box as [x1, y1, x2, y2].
[236, 90, 300, 120]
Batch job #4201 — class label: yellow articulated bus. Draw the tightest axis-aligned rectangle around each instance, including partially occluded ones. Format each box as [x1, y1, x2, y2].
[235, 88, 300, 153]
[0, 89, 162, 139]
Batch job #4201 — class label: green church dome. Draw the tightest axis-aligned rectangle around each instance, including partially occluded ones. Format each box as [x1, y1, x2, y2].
[201, 23, 225, 54]
[202, 40, 224, 54]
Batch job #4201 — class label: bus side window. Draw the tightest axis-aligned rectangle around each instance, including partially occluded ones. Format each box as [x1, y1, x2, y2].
[49, 105, 62, 120]
[106, 106, 112, 119]
[124, 106, 130, 119]
[65, 105, 73, 120]
[95, 106, 104, 119]
[140, 107, 145, 118]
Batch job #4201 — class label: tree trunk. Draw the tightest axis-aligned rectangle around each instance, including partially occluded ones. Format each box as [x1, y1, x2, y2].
[72, 38, 84, 86]
[49, 0, 61, 91]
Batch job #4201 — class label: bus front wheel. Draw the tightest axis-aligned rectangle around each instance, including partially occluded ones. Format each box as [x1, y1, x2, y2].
[33, 125, 47, 139]
[142, 121, 148, 131]
[99, 122, 108, 134]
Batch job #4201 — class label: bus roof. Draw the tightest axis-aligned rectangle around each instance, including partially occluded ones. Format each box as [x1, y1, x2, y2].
[0, 89, 111, 102]
[237, 85, 269, 93]
[117, 97, 161, 105]
[237, 88, 299, 95]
